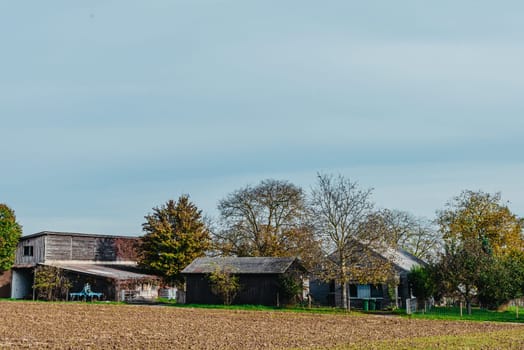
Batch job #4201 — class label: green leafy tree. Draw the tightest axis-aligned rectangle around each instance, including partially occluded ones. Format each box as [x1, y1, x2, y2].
[433, 238, 491, 314]
[408, 265, 436, 308]
[208, 265, 240, 305]
[33, 265, 72, 301]
[477, 251, 524, 309]
[0, 204, 22, 272]
[138, 195, 211, 286]
[278, 274, 304, 306]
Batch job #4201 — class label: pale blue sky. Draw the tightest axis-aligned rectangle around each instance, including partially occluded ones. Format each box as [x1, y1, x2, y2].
[1, 1, 523, 235]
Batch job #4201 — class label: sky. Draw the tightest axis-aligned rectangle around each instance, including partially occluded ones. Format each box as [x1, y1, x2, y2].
[1, 1, 523, 236]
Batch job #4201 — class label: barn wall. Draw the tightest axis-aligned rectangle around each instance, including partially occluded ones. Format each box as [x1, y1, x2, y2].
[43, 235, 139, 262]
[185, 275, 222, 304]
[185, 274, 284, 306]
[45, 235, 73, 260]
[14, 236, 45, 265]
[11, 268, 33, 299]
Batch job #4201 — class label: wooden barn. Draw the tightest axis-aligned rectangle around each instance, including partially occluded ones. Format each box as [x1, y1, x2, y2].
[182, 257, 308, 306]
[11, 231, 159, 301]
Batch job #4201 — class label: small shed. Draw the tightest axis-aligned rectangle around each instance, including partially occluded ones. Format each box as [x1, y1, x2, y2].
[182, 257, 308, 306]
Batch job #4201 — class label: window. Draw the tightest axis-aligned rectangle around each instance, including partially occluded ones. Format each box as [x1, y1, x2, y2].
[350, 284, 384, 298]
[23, 246, 34, 257]
[357, 285, 371, 299]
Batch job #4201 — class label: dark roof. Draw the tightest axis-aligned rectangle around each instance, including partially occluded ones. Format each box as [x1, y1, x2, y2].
[182, 257, 301, 274]
[20, 231, 139, 241]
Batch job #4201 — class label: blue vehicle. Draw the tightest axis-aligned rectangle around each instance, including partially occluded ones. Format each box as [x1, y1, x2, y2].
[69, 283, 103, 301]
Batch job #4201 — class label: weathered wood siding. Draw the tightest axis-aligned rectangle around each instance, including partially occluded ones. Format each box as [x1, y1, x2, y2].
[72, 237, 96, 260]
[45, 235, 73, 260]
[186, 274, 289, 306]
[14, 235, 45, 265]
[43, 235, 139, 262]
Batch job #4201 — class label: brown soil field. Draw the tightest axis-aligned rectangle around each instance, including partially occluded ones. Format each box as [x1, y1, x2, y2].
[0, 301, 522, 349]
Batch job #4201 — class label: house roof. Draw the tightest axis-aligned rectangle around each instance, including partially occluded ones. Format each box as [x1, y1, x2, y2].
[375, 247, 426, 272]
[44, 263, 158, 281]
[182, 257, 301, 274]
[20, 231, 139, 241]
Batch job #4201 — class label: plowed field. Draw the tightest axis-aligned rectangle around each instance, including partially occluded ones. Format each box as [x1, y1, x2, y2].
[0, 301, 522, 349]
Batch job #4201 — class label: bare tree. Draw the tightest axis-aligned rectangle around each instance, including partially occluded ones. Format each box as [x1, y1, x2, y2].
[310, 173, 395, 310]
[369, 209, 441, 261]
[214, 179, 321, 270]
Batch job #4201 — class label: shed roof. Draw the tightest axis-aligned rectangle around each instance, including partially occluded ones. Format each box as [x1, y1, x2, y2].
[182, 257, 300, 274]
[44, 263, 158, 281]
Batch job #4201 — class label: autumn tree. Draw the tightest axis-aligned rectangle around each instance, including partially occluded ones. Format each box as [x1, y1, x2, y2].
[138, 195, 211, 286]
[435, 190, 524, 312]
[214, 179, 321, 270]
[309, 174, 396, 310]
[0, 204, 22, 272]
[437, 190, 523, 256]
[33, 265, 72, 301]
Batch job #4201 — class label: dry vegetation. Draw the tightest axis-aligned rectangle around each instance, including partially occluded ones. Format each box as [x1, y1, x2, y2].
[0, 301, 522, 349]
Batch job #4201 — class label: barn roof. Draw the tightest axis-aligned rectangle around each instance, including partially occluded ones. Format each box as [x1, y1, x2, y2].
[44, 263, 158, 281]
[182, 257, 302, 274]
[20, 231, 139, 240]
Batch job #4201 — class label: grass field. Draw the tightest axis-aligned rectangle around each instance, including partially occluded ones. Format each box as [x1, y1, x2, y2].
[0, 301, 522, 349]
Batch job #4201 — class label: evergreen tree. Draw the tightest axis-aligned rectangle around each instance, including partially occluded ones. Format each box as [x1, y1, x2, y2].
[0, 204, 22, 272]
[138, 195, 210, 286]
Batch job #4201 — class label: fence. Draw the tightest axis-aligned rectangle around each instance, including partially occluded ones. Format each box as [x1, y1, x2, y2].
[405, 298, 417, 315]
[406, 302, 521, 322]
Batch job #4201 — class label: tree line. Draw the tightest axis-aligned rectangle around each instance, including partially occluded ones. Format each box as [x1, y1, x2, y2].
[1, 173, 523, 309]
[136, 173, 523, 310]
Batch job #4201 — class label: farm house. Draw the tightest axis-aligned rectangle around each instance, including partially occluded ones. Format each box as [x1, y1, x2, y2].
[309, 246, 426, 310]
[11, 231, 160, 301]
[182, 257, 309, 306]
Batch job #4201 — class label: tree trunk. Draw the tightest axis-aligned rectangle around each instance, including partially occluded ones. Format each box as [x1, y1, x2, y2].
[340, 255, 348, 310]
[341, 281, 348, 310]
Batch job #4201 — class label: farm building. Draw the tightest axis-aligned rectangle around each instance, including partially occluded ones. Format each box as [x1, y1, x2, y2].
[310, 246, 426, 310]
[11, 231, 160, 301]
[182, 257, 309, 306]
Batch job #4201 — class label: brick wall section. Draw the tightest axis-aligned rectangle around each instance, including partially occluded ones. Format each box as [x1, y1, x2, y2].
[0, 270, 12, 298]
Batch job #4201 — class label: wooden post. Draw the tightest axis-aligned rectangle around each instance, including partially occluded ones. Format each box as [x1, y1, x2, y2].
[460, 302, 463, 317]
[347, 285, 351, 312]
[516, 305, 519, 319]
